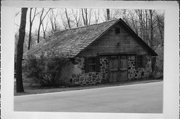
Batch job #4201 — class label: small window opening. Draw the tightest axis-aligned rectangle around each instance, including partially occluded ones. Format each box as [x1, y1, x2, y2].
[85, 57, 100, 73]
[136, 55, 144, 68]
[115, 27, 120, 34]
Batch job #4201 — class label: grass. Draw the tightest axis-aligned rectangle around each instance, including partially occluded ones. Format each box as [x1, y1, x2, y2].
[14, 78, 163, 96]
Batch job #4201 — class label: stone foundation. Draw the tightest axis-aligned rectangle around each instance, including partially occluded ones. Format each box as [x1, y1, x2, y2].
[71, 72, 102, 86]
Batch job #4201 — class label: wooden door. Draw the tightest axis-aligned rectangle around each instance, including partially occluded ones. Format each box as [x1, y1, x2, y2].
[109, 55, 128, 82]
[119, 56, 128, 81]
[109, 56, 120, 83]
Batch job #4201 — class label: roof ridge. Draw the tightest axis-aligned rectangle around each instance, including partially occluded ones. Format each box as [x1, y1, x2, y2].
[52, 19, 119, 35]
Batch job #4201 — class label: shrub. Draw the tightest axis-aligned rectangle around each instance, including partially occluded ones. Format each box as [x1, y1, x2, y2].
[23, 55, 69, 87]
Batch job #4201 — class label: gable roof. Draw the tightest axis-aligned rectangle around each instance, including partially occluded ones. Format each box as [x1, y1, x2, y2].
[26, 18, 157, 58]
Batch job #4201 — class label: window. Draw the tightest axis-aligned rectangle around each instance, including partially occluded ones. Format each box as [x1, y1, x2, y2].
[136, 55, 144, 68]
[115, 27, 120, 34]
[85, 57, 100, 73]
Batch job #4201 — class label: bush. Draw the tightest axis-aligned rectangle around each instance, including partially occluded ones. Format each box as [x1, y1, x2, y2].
[23, 55, 69, 87]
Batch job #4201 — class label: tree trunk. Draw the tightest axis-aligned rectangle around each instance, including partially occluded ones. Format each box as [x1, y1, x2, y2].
[156, 14, 164, 45]
[37, 22, 41, 43]
[106, 9, 110, 21]
[149, 10, 156, 78]
[149, 10, 153, 47]
[37, 9, 44, 43]
[16, 8, 28, 93]
[42, 22, 46, 39]
[85, 9, 88, 25]
[37, 8, 50, 43]
[81, 9, 86, 26]
[65, 8, 71, 29]
[28, 8, 37, 49]
[28, 22, 32, 50]
[81, 9, 88, 26]
[28, 8, 32, 50]
[145, 10, 149, 43]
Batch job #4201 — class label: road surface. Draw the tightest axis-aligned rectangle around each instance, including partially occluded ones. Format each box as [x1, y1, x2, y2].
[14, 81, 163, 113]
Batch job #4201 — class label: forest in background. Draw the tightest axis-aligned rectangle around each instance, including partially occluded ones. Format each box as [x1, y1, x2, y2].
[14, 8, 164, 51]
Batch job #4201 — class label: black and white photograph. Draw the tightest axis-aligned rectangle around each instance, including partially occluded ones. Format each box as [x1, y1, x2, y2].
[1, 1, 179, 119]
[14, 7, 164, 113]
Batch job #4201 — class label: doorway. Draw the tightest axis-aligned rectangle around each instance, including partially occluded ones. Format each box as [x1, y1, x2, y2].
[109, 55, 128, 82]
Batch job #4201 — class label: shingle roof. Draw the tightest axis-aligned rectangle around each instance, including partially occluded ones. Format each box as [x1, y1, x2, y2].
[26, 19, 118, 58]
[26, 18, 157, 58]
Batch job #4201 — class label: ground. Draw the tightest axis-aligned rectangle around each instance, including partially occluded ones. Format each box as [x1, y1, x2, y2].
[14, 79, 161, 96]
[14, 81, 163, 113]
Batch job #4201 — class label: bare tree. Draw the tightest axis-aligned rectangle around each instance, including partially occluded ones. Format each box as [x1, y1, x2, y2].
[81, 8, 92, 26]
[42, 20, 49, 39]
[156, 14, 164, 45]
[81, 8, 87, 25]
[135, 10, 146, 40]
[94, 9, 100, 24]
[144, 10, 149, 43]
[88, 9, 92, 25]
[64, 8, 71, 29]
[149, 10, 154, 47]
[106, 9, 110, 20]
[148, 10, 157, 77]
[122, 9, 127, 21]
[16, 8, 28, 93]
[37, 8, 51, 43]
[28, 8, 38, 50]
[72, 9, 81, 27]
[129, 12, 139, 35]
[49, 9, 59, 33]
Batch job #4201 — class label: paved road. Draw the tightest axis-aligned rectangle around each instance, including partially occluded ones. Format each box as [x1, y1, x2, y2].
[14, 81, 163, 113]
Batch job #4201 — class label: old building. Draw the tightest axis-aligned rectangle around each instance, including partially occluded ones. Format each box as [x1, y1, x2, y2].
[26, 18, 157, 86]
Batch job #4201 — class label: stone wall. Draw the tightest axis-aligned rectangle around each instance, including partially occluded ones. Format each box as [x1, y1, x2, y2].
[128, 56, 152, 80]
[99, 57, 109, 82]
[69, 56, 152, 86]
[70, 57, 102, 86]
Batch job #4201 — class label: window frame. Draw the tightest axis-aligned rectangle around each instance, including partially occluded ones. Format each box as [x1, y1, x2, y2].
[136, 55, 144, 68]
[84, 56, 100, 73]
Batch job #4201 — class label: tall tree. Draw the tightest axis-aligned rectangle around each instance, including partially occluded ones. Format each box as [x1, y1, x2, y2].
[149, 10, 156, 77]
[94, 9, 100, 24]
[81, 8, 91, 26]
[156, 13, 164, 46]
[16, 8, 28, 93]
[42, 20, 49, 39]
[149, 10, 154, 47]
[64, 8, 71, 29]
[28, 8, 37, 50]
[106, 9, 110, 20]
[72, 9, 81, 27]
[37, 8, 51, 43]
[135, 10, 145, 40]
[144, 10, 149, 43]
[49, 9, 59, 33]
[129, 11, 139, 35]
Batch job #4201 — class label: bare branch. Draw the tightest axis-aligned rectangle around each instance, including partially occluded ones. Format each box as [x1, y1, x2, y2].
[64, 8, 71, 29]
